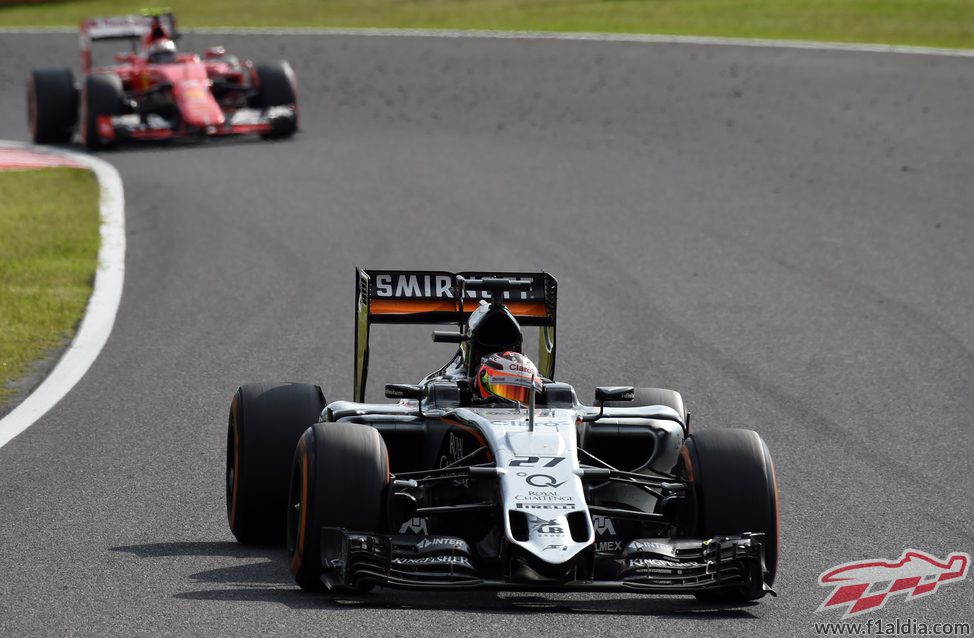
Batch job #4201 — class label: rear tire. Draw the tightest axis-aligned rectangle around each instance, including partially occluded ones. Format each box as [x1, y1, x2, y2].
[226, 382, 326, 545]
[288, 422, 389, 592]
[254, 61, 298, 138]
[27, 68, 78, 144]
[81, 74, 124, 150]
[679, 429, 779, 601]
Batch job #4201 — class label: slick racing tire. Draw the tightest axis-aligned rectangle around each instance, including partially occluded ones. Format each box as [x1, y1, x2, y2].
[605, 387, 687, 424]
[254, 61, 298, 139]
[226, 382, 326, 545]
[27, 68, 78, 144]
[80, 74, 124, 150]
[679, 429, 779, 602]
[288, 422, 389, 593]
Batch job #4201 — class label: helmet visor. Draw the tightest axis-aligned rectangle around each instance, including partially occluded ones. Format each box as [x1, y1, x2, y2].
[484, 382, 533, 404]
[479, 365, 541, 405]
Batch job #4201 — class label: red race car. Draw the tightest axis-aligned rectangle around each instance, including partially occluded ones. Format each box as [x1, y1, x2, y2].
[27, 12, 298, 148]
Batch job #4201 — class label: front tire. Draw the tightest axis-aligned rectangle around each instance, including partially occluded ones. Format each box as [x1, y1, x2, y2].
[254, 61, 298, 138]
[81, 74, 124, 150]
[226, 382, 326, 545]
[680, 429, 779, 601]
[27, 68, 78, 144]
[288, 422, 389, 592]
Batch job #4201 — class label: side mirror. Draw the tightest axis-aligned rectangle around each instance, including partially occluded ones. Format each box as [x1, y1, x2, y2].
[582, 386, 635, 422]
[594, 386, 635, 403]
[205, 46, 226, 59]
[385, 384, 424, 400]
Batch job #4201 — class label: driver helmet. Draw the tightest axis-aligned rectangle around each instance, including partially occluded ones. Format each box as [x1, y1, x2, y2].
[476, 351, 543, 405]
[147, 39, 178, 64]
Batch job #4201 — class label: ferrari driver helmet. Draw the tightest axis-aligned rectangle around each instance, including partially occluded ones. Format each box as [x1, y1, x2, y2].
[476, 351, 543, 405]
[147, 39, 178, 64]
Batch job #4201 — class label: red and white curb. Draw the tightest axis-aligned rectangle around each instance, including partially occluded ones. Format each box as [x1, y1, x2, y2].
[0, 142, 125, 450]
[0, 146, 87, 170]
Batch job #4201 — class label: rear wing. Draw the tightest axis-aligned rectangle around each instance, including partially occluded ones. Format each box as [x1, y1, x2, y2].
[79, 12, 179, 70]
[354, 268, 557, 401]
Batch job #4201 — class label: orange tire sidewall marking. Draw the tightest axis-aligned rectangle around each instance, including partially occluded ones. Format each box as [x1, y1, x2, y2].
[768, 455, 780, 558]
[679, 444, 695, 482]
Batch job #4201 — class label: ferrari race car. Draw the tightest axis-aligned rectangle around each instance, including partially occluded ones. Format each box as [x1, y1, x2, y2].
[27, 12, 298, 149]
[226, 270, 780, 602]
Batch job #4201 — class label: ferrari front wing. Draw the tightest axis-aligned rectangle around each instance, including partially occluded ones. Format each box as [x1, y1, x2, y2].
[93, 106, 296, 143]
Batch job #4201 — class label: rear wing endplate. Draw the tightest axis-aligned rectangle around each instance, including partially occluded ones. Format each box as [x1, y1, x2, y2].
[354, 268, 557, 401]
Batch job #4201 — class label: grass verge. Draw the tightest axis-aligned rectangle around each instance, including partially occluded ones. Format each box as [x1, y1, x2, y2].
[0, 167, 100, 408]
[1, 0, 973, 48]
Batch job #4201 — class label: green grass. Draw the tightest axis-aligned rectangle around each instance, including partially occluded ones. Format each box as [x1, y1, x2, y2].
[0, 168, 100, 407]
[1, 0, 973, 48]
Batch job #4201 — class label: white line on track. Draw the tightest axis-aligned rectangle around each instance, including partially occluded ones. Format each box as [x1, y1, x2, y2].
[0, 142, 125, 450]
[1, 26, 973, 58]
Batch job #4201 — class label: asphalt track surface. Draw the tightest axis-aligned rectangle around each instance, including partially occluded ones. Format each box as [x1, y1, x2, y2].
[1, 32, 973, 637]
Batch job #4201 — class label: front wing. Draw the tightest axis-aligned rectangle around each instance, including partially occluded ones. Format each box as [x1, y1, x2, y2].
[93, 106, 296, 143]
[319, 528, 771, 596]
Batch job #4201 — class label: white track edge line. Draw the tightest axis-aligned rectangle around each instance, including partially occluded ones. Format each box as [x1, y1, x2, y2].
[1, 26, 972, 58]
[0, 143, 125, 450]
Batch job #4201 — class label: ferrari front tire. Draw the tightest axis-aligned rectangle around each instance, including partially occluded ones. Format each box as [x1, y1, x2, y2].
[254, 61, 298, 139]
[80, 74, 124, 150]
[27, 68, 78, 144]
[226, 382, 326, 545]
[288, 422, 389, 592]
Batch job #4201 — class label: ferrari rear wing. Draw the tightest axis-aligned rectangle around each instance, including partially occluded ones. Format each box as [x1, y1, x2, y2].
[354, 268, 557, 401]
[80, 13, 178, 42]
[80, 12, 179, 71]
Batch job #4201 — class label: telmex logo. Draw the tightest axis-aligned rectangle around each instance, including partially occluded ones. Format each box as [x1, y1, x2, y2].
[373, 274, 537, 299]
[817, 549, 970, 619]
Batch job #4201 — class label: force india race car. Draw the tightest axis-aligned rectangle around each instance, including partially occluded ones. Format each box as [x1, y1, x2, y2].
[226, 270, 780, 602]
[27, 12, 298, 149]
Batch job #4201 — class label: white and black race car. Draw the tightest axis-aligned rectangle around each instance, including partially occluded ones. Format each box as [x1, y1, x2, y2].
[225, 269, 779, 601]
